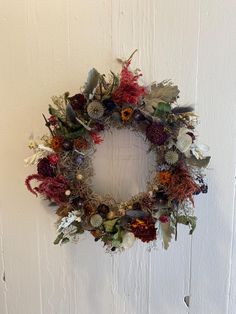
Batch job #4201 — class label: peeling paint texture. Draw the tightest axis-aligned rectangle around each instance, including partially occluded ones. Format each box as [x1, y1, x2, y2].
[0, 0, 236, 313]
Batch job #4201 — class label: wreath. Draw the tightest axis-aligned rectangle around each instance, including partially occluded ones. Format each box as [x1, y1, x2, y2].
[25, 52, 210, 251]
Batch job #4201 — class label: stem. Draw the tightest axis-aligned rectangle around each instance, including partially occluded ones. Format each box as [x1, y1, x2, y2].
[42, 113, 54, 136]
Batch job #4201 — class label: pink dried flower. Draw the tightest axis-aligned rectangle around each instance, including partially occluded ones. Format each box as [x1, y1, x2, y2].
[112, 61, 146, 105]
[90, 131, 103, 144]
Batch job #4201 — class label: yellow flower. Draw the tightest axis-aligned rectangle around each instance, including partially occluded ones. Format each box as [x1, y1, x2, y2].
[121, 107, 134, 122]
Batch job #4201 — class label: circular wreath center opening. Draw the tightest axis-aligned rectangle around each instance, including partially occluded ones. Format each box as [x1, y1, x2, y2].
[92, 128, 156, 202]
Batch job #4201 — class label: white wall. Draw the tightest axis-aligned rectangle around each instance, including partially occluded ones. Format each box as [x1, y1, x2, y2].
[1, 1, 236, 313]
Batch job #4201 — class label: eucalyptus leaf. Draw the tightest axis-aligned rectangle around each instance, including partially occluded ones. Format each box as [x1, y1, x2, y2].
[160, 222, 174, 250]
[84, 68, 100, 98]
[103, 218, 118, 233]
[66, 103, 78, 124]
[153, 102, 171, 117]
[177, 216, 197, 234]
[187, 156, 211, 168]
[54, 232, 64, 245]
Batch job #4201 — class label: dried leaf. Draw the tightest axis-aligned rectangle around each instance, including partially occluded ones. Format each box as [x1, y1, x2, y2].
[177, 216, 197, 234]
[153, 102, 171, 117]
[186, 156, 211, 168]
[66, 103, 78, 124]
[84, 68, 100, 98]
[103, 218, 118, 232]
[144, 82, 179, 113]
[172, 106, 194, 114]
[160, 221, 174, 250]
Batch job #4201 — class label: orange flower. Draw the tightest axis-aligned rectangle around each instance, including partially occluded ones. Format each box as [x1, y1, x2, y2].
[121, 107, 134, 122]
[50, 136, 63, 151]
[74, 137, 89, 150]
[158, 171, 172, 185]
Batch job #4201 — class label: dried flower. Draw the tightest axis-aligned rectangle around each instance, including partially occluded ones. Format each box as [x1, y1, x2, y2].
[165, 150, 179, 164]
[48, 115, 57, 126]
[90, 214, 103, 227]
[37, 158, 55, 177]
[159, 215, 169, 223]
[131, 216, 157, 243]
[87, 101, 104, 119]
[112, 61, 146, 105]
[89, 131, 103, 144]
[25, 174, 68, 204]
[121, 107, 134, 122]
[74, 138, 89, 150]
[68, 93, 86, 111]
[146, 122, 168, 145]
[50, 136, 63, 151]
[168, 165, 200, 204]
[48, 154, 59, 165]
[103, 99, 116, 111]
[158, 171, 172, 185]
[121, 232, 136, 249]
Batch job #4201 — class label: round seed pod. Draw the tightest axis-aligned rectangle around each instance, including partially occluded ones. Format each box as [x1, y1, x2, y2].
[164, 150, 179, 164]
[87, 101, 104, 119]
[90, 214, 103, 228]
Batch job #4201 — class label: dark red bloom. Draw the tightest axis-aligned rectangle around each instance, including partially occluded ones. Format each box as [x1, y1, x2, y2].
[37, 158, 55, 177]
[159, 215, 169, 223]
[146, 122, 169, 145]
[48, 115, 57, 126]
[89, 131, 103, 144]
[131, 216, 157, 243]
[48, 154, 59, 165]
[112, 61, 146, 105]
[68, 93, 86, 111]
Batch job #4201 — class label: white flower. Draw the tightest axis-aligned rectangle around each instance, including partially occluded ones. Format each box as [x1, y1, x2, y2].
[191, 143, 209, 159]
[24, 143, 53, 166]
[121, 232, 135, 250]
[176, 127, 193, 154]
[57, 211, 80, 231]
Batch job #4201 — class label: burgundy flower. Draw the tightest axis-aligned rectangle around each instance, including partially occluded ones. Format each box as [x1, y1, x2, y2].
[68, 93, 86, 111]
[131, 216, 157, 243]
[48, 115, 57, 126]
[146, 122, 169, 145]
[159, 215, 169, 223]
[37, 158, 55, 177]
[25, 174, 69, 204]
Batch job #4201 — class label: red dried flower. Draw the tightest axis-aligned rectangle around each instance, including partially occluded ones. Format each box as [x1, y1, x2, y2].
[131, 216, 157, 243]
[48, 115, 57, 126]
[89, 131, 103, 144]
[146, 122, 169, 145]
[48, 154, 59, 165]
[159, 215, 169, 223]
[68, 93, 86, 111]
[112, 61, 146, 105]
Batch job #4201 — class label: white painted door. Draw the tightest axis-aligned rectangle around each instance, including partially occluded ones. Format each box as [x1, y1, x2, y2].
[1, 1, 236, 313]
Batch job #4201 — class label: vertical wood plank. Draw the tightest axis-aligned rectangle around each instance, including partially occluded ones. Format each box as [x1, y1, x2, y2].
[111, 1, 200, 313]
[189, 0, 236, 313]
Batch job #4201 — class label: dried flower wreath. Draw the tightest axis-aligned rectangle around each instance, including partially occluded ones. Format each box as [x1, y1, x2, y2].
[25, 52, 210, 251]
